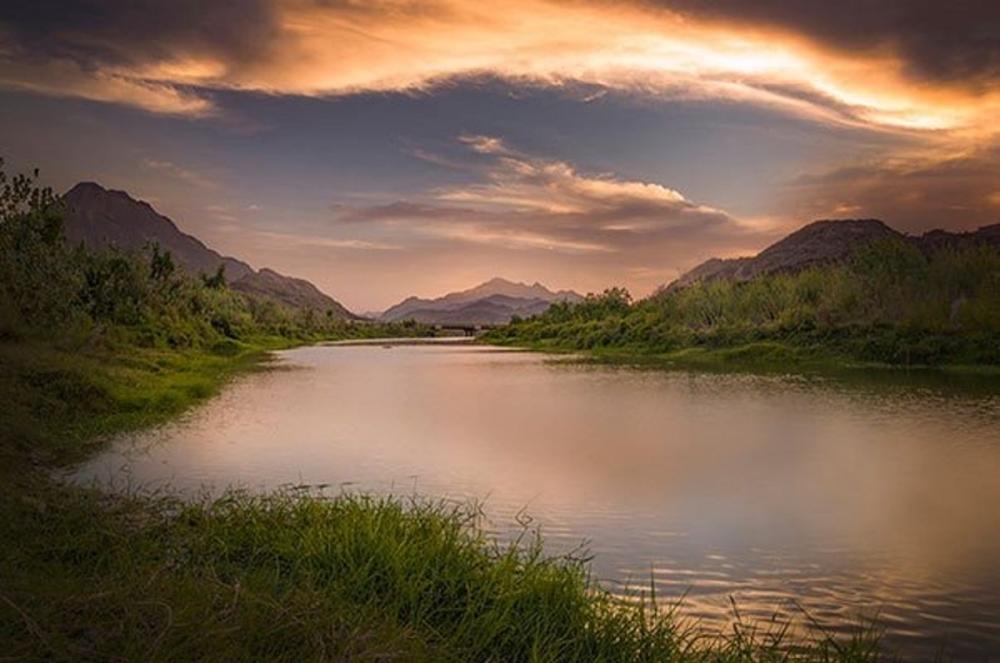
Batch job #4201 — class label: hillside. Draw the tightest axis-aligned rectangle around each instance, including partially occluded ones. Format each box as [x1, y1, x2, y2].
[487, 218, 1000, 367]
[228, 269, 353, 314]
[381, 277, 582, 325]
[62, 183, 355, 317]
[663, 218, 1000, 293]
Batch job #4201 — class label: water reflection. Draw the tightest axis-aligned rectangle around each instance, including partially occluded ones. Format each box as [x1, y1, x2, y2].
[72, 345, 1000, 658]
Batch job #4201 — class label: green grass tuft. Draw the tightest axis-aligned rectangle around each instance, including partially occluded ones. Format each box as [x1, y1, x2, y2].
[0, 487, 887, 662]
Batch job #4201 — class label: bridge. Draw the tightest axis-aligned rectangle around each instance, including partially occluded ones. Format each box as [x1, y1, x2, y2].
[432, 323, 498, 337]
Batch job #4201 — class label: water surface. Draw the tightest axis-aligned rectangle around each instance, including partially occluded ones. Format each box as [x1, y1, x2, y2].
[73, 344, 1000, 659]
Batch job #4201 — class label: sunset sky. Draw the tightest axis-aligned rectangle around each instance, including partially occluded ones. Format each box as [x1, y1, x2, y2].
[1, 1, 998, 310]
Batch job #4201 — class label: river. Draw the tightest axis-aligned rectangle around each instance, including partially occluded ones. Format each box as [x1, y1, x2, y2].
[72, 342, 1000, 659]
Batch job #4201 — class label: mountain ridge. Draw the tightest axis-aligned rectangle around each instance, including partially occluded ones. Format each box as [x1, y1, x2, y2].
[380, 277, 583, 325]
[662, 218, 1000, 294]
[62, 182, 356, 318]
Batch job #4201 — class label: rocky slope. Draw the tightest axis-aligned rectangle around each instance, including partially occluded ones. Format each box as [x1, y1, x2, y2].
[62, 183, 355, 317]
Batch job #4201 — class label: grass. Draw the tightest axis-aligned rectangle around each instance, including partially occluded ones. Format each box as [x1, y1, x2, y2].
[0, 337, 890, 661]
[1, 488, 886, 662]
[485, 242, 1000, 371]
[488, 335, 1000, 375]
[0, 334, 295, 468]
[485, 310, 1000, 376]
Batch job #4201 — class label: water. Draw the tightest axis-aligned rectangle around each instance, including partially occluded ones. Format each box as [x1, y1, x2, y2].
[72, 343, 1000, 659]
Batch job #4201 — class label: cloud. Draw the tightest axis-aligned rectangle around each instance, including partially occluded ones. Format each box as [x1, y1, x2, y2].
[0, 0, 996, 137]
[202, 204, 239, 222]
[251, 230, 402, 252]
[0, 0, 275, 116]
[783, 145, 1000, 232]
[0, 55, 215, 116]
[142, 158, 218, 189]
[650, 0, 1000, 90]
[336, 135, 770, 262]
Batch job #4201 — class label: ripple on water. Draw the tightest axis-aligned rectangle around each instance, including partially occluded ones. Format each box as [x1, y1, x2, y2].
[70, 345, 1000, 659]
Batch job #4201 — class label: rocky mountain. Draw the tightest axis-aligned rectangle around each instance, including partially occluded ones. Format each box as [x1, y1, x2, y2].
[62, 182, 355, 317]
[227, 268, 351, 313]
[662, 218, 1000, 293]
[381, 277, 583, 325]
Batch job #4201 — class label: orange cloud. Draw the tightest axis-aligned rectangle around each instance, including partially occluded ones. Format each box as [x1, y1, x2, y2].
[2, 0, 996, 140]
[0, 56, 215, 116]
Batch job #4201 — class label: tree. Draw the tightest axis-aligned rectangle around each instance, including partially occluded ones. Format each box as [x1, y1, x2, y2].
[202, 264, 227, 289]
[0, 160, 79, 329]
[147, 242, 176, 283]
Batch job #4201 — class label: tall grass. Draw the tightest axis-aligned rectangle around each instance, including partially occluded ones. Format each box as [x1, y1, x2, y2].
[0, 487, 885, 662]
[488, 241, 1000, 367]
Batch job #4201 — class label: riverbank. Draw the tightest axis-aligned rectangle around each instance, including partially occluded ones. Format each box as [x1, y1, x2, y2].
[0, 337, 894, 661]
[482, 240, 1000, 374]
[484, 335, 1000, 379]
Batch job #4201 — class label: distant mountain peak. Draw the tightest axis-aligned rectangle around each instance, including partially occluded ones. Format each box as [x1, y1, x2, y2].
[460, 277, 580, 300]
[380, 278, 583, 325]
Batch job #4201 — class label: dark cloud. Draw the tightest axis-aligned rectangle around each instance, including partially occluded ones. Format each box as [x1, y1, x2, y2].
[2, 0, 994, 130]
[784, 146, 1000, 232]
[0, 0, 278, 68]
[650, 0, 1000, 89]
[9, 0, 996, 90]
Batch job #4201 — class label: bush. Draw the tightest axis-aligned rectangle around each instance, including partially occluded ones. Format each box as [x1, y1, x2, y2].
[488, 239, 1000, 366]
[0, 163, 426, 349]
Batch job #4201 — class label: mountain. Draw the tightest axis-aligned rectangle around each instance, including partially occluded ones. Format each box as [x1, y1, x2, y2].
[662, 218, 1000, 293]
[61, 182, 355, 317]
[392, 294, 557, 325]
[381, 277, 583, 325]
[63, 182, 254, 280]
[227, 269, 353, 313]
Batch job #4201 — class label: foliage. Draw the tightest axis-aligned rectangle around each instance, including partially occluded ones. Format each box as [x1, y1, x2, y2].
[487, 240, 1000, 366]
[0, 163, 423, 347]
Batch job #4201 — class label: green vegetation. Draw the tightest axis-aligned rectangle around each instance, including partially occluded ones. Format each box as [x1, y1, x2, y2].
[1, 164, 889, 660]
[0, 162, 426, 350]
[2, 485, 887, 661]
[487, 242, 1000, 369]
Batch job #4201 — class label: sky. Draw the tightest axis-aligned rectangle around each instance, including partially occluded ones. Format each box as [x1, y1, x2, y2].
[1, 1, 998, 311]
